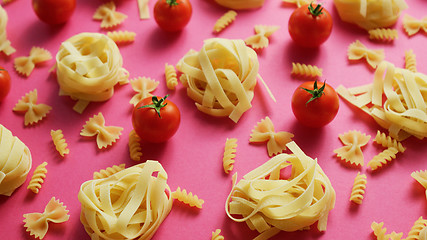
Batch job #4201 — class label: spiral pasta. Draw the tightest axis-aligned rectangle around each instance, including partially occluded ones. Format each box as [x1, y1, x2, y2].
[349, 172, 367, 204]
[226, 141, 335, 239]
[212, 229, 224, 240]
[128, 130, 142, 161]
[334, 130, 371, 166]
[56, 32, 129, 113]
[93, 163, 125, 179]
[0, 5, 15, 56]
[374, 130, 405, 153]
[129, 77, 159, 106]
[367, 147, 398, 171]
[403, 14, 427, 36]
[371, 221, 403, 240]
[172, 187, 204, 208]
[80, 112, 123, 149]
[245, 25, 280, 50]
[13, 89, 52, 126]
[93, 1, 127, 29]
[27, 162, 47, 194]
[107, 31, 136, 44]
[164, 63, 178, 90]
[79, 161, 172, 240]
[347, 40, 384, 69]
[14, 47, 52, 77]
[50, 129, 69, 157]
[368, 28, 398, 41]
[291, 62, 322, 78]
[405, 50, 417, 73]
[223, 138, 237, 174]
[177, 38, 259, 123]
[213, 10, 237, 33]
[407, 217, 427, 240]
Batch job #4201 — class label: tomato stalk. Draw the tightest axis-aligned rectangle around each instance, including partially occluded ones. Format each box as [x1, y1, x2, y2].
[308, 3, 324, 17]
[166, 0, 179, 6]
[139, 95, 169, 118]
[301, 80, 326, 104]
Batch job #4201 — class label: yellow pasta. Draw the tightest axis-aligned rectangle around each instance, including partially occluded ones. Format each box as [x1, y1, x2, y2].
[367, 147, 398, 171]
[349, 172, 367, 204]
[80, 112, 123, 149]
[223, 138, 237, 174]
[13, 89, 52, 126]
[93, 163, 125, 179]
[129, 77, 159, 106]
[128, 130, 142, 161]
[93, 1, 127, 29]
[411, 170, 427, 200]
[23, 197, 70, 239]
[138, 0, 150, 19]
[164, 63, 178, 90]
[27, 162, 47, 194]
[213, 10, 237, 33]
[291, 62, 323, 78]
[407, 217, 427, 240]
[374, 130, 405, 153]
[371, 221, 403, 240]
[282, 0, 312, 7]
[2, 0, 15, 4]
[403, 14, 427, 36]
[214, 0, 265, 10]
[334, 130, 371, 166]
[245, 25, 280, 50]
[172, 186, 204, 208]
[347, 40, 384, 69]
[14, 47, 52, 77]
[50, 129, 69, 157]
[107, 30, 136, 43]
[405, 49, 417, 73]
[212, 229, 224, 240]
[0, 5, 16, 56]
[420, 227, 427, 240]
[368, 28, 398, 41]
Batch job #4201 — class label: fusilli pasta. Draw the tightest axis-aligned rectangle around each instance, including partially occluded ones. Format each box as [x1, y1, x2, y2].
[367, 147, 398, 171]
[349, 172, 367, 204]
[291, 62, 322, 78]
[223, 138, 237, 174]
[27, 162, 47, 194]
[107, 30, 136, 43]
[93, 163, 125, 179]
[80, 112, 123, 149]
[51, 129, 69, 157]
[164, 63, 178, 90]
[374, 130, 405, 153]
[368, 28, 398, 41]
[93, 1, 127, 29]
[172, 187, 204, 208]
[14, 47, 52, 77]
[347, 40, 384, 69]
[212, 229, 224, 240]
[407, 217, 427, 240]
[13, 89, 52, 126]
[128, 130, 142, 161]
[334, 130, 370, 166]
[129, 77, 159, 106]
[405, 50, 417, 72]
[213, 10, 237, 33]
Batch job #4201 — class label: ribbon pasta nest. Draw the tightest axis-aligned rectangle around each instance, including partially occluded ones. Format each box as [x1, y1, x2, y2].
[56, 32, 129, 113]
[78, 160, 173, 240]
[225, 141, 336, 240]
[177, 38, 259, 123]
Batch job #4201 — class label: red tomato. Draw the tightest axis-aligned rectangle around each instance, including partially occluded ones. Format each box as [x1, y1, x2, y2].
[0, 67, 11, 102]
[153, 0, 192, 32]
[288, 3, 333, 48]
[132, 95, 181, 143]
[32, 0, 76, 25]
[291, 81, 339, 128]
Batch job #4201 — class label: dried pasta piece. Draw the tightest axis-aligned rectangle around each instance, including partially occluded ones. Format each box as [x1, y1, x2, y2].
[282, 0, 312, 7]
[367, 147, 398, 171]
[214, 0, 265, 10]
[226, 141, 335, 238]
[13, 89, 52, 126]
[291, 62, 322, 78]
[129, 77, 159, 106]
[212, 229, 224, 240]
[334, 130, 371, 166]
[164, 63, 178, 90]
[0, 5, 15, 56]
[245, 25, 280, 50]
[93, 163, 125, 179]
[368, 28, 398, 41]
[128, 130, 142, 161]
[407, 217, 427, 240]
[93, 1, 127, 29]
[403, 14, 427, 36]
[249, 116, 294, 157]
[405, 49, 417, 73]
[412, 170, 427, 200]
[421, 227, 427, 240]
[349, 172, 367, 204]
[27, 162, 47, 194]
[371, 221, 403, 240]
[374, 130, 405, 153]
[50, 129, 69, 157]
[348, 40, 384, 69]
[80, 112, 123, 149]
[213, 10, 237, 33]
[107, 30, 136, 44]
[172, 186, 204, 208]
[223, 138, 237, 174]
[79, 161, 172, 239]
[138, 0, 150, 19]
[14, 47, 52, 77]
[23, 197, 70, 239]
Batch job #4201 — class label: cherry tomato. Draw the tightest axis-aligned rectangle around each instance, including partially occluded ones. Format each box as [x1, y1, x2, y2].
[32, 0, 76, 25]
[132, 95, 181, 143]
[288, 3, 333, 48]
[0, 67, 11, 102]
[291, 81, 339, 128]
[153, 0, 192, 32]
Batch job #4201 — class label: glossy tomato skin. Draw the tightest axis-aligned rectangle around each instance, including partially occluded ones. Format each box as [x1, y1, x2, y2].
[132, 97, 181, 143]
[154, 0, 192, 32]
[32, 0, 76, 25]
[288, 4, 333, 48]
[291, 81, 339, 128]
[0, 67, 11, 102]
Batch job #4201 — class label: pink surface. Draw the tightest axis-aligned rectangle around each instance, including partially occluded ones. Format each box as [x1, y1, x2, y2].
[1, 0, 427, 239]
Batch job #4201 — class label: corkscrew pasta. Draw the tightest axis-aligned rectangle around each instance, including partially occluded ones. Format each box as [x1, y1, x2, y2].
[349, 172, 367, 204]
[407, 217, 427, 240]
[128, 130, 142, 161]
[93, 163, 125, 179]
[0, 5, 16, 56]
[367, 147, 398, 171]
[347, 40, 385, 69]
[13, 89, 52, 126]
[80, 112, 123, 149]
[0, 124, 32, 196]
[411, 170, 427, 200]
[14, 47, 52, 76]
[374, 130, 405, 153]
[334, 130, 371, 166]
[93, 1, 127, 29]
[23, 197, 70, 240]
[368, 28, 398, 41]
[213, 10, 237, 33]
[403, 14, 427, 36]
[223, 138, 237, 174]
[172, 187, 204, 208]
[107, 30, 136, 43]
[291, 62, 323, 78]
[405, 50, 417, 73]
[27, 162, 47, 194]
[51, 129, 69, 157]
[79, 161, 173, 240]
[164, 63, 178, 90]
[245, 25, 280, 50]
[212, 229, 224, 240]
[371, 221, 403, 240]
[129, 77, 159, 106]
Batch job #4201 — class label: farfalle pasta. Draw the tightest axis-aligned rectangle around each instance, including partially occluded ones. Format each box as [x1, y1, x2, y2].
[107, 30, 136, 44]
[80, 112, 123, 149]
[93, 1, 127, 29]
[27, 162, 47, 194]
[367, 147, 398, 170]
[291, 62, 322, 78]
[402, 14, 427, 36]
[0, 124, 32, 196]
[129, 77, 159, 106]
[51, 129, 69, 157]
[347, 40, 384, 69]
[214, 0, 265, 10]
[93, 163, 125, 179]
[213, 10, 237, 33]
[0, 5, 16, 56]
[56, 32, 129, 113]
[223, 138, 237, 174]
[23, 197, 70, 239]
[13, 89, 52, 126]
[411, 170, 427, 200]
[349, 172, 367, 204]
[249, 116, 294, 157]
[177, 38, 259, 123]
[78, 161, 173, 240]
[164, 63, 178, 90]
[226, 141, 335, 239]
[334, 130, 370, 166]
[172, 186, 204, 209]
[14, 47, 52, 76]
[368, 28, 398, 41]
[374, 130, 405, 153]
[245, 25, 280, 50]
[405, 50, 417, 73]
[128, 130, 142, 161]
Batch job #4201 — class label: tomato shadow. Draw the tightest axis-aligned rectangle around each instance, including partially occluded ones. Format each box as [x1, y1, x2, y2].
[146, 28, 184, 51]
[283, 40, 321, 68]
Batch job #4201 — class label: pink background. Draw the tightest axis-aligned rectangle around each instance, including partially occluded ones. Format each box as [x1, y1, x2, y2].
[1, 0, 427, 239]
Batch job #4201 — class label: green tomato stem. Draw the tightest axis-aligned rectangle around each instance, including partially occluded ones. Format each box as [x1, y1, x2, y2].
[138, 95, 169, 118]
[166, 0, 179, 6]
[301, 80, 326, 105]
[308, 2, 324, 17]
